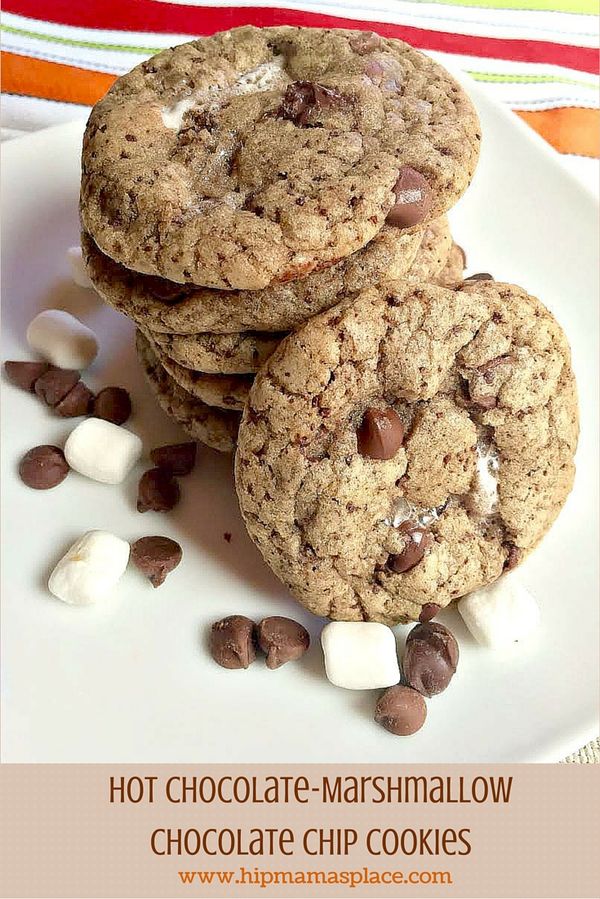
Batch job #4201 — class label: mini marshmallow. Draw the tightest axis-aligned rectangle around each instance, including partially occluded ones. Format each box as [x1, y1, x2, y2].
[321, 621, 400, 690]
[27, 309, 98, 370]
[64, 417, 142, 484]
[66, 246, 93, 289]
[48, 530, 130, 605]
[458, 574, 540, 649]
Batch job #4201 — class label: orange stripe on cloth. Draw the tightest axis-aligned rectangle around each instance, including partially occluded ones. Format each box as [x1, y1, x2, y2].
[516, 107, 600, 158]
[1, 51, 115, 105]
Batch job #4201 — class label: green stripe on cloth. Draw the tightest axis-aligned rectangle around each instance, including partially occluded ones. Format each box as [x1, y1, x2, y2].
[467, 70, 598, 88]
[407, 0, 597, 14]
[0, 23, 161, 55]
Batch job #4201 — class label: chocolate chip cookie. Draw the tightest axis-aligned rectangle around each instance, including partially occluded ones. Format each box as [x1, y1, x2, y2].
[235, 282, 578, 624]
[136, 331, 240, 452]
[82, 217, 450, 335]
[81, 26, 480, 289]
[149, 330, 283, 374]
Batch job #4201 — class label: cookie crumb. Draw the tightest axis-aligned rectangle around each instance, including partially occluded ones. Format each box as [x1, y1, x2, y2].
[223, 532, 232, 543]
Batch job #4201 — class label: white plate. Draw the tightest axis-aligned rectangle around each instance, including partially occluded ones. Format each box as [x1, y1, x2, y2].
[1, 80, 598, 763]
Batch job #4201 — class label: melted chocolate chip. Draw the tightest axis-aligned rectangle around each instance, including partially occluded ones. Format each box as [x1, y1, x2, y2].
[257, 617, 310, 669]
[403, 621, 459, 697]
[93, 387, 132, 425]
[137, 468, 180, 513]
[55, 381, 94, 417]
[388, 526, 434, 573]
[4, 360, 49, 392]
[465, 272, 494, 282]
[277, 80, 344, 126]
[130, 536, 182, 587]
[503, 542, 521, 571]
[419, 603, 440, 623]
[375, 685, 427, 736]
[34, 367, 80, 406]
[386, 166, 433, 228]
[357, 407, 404, 460]
[210, 616, 257, 670]
[150, 442, 197, 476]
[19, 445, 69, 489]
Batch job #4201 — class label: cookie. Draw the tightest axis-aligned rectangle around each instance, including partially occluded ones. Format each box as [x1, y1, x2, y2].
[150, 330, 283, 374]
[145, 333, 252, 410]
[136, 331, 240, 452]
[437, 242, 466, 287]
[82, 217, 449, 335]
[406, 217, 453, 284]
[80, 26, 480, 289]
[235, 282, 578, 625]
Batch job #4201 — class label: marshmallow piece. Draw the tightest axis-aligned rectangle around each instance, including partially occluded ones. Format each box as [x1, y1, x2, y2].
[321, 621, 400, 690]
[458, 574, 540, 649]
[64, 417, 142, 484]
[66, 246, 93, 289]
[27, 309, 98, 370]
[48, 530, 130, 605]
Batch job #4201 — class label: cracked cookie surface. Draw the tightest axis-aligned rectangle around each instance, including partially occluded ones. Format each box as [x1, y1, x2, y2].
[82, 216, 451, 335]
[80, 25, 479, 289]
[235, 282, 578, 624]
[136, 331, 241, 451]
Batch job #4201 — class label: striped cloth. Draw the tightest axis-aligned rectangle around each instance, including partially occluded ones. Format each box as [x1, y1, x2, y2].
[1, 0, 599, 161]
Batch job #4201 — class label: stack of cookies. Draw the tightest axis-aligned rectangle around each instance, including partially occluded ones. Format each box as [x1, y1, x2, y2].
[81, 25, 479, 453]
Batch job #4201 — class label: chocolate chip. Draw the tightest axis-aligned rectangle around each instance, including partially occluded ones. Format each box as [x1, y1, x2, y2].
[19, 445, 69, 489]
[386, 166, 433, 228]
[55, 381, 94, 417]
[465, 272, 494, 281]
[357, 407, 404, 460]
[34, 367, 80, 406]
[419, 602, 440, 623]
[137, 468, 180, 513]
[210, 616, 257, 670]
[503, 542, 521, 570]
[403, 621, 459, 697]
[478, 354, 514, 383]
[93, 387, 132, 425]
[130, 536, 182, 587]
[257, 616, 310, 669]
[388, 526, 434, 573]
[146, 277, 189, 303]
[150, 442, 197, 476]
[277, 80, 343, 126]
[4, 360, 49, 391]
[374, 685, 427, 736]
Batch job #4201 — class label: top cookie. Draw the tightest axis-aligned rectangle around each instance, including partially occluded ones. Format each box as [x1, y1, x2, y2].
[235, 281, 578, 625]
[80, 25, 480, 289]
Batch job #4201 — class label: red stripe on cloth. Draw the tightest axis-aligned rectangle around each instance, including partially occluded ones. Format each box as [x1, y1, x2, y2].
[4, 0, 599, 75]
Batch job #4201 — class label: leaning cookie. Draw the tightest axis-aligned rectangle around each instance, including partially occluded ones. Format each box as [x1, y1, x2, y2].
[149, 330, 283, 375]
[143, 332, 252, 410]
[136, 331, 240, 452]
[82, 217, 451, 336]
[235, 282, 578, 625]
[80, 25, 480, 289]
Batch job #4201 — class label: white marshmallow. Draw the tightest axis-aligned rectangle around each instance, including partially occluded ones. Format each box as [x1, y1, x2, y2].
[64, 417, 142, 485]
[458, 574, 540, 649]
[26, 309, 98, 370]
[48, 530, 130, 605]
[66, 246, 93, 289]
[321, 621, 400, 690]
